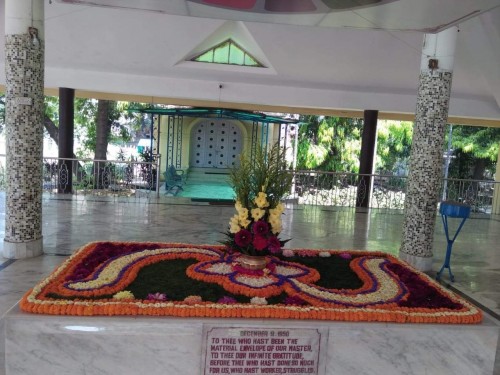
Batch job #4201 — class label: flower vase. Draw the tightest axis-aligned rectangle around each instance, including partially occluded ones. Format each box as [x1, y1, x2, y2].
[237, 254, 268, 270]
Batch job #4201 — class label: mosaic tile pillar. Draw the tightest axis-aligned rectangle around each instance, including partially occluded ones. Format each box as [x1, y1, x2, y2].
[3, 0, 44, 259]
[399, 27, 458, 271]
[492, 146, 500, 215]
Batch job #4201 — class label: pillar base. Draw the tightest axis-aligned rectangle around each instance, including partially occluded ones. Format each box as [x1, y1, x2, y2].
[399, 251, 433, 272]
[3, 237, 43, 259]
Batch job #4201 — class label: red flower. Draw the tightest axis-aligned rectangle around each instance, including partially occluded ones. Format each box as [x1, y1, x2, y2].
[252, 235, 268, 251]
[268, 236, 281, 254]
[235, 229, 252, 247]
[252, 220, 269, 236]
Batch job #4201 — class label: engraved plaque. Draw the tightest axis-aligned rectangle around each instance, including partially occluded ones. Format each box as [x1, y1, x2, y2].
[203, 327, 324, 375]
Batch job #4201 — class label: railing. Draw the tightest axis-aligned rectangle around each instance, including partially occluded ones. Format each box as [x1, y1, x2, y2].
[42, 156, 161, 198]
[291, 171, 407, 210]
[0, 155, 496, 212]
[0, 155, 160, 198]
[442, 178, 496, 214]
[291, 170, 497, 213]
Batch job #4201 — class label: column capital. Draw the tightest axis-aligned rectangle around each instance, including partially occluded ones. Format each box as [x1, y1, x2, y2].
[420, 26, 459, 72]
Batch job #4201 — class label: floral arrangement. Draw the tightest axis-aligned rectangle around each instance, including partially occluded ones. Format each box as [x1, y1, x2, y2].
[20, 241, 483, 324]
[225, 143, 293, 256]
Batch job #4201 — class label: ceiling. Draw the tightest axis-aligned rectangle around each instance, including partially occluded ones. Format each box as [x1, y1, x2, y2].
[58, 0, 500, 33]
[1, 0, 500, 124]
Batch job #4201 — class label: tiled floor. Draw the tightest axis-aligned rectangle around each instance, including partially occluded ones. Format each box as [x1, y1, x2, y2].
[1, 193, 499, 374]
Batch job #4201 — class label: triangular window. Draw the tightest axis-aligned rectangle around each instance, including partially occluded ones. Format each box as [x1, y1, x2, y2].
[191, 39, 264, 67]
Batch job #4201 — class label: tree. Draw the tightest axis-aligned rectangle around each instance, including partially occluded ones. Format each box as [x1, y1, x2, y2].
[375, 120, 413, 175]
[448, 125, 500, 179]
[44, 96, 139, 189]
[296, 115, 363, 172]
[74, 98, 123, 158]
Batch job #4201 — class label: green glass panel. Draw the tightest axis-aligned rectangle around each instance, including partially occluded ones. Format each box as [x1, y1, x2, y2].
[244, 54, 259, 66]
[213, 42, 230, 64]
[195, 50, 214, 63]
[191, 39, 263, 67]
[228, 43, 245, 65]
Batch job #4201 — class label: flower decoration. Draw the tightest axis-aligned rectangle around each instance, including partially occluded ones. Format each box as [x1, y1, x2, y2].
[147, 292, 167, 301]
[284, 295, 308, 306]
[113, 290, 134, 300]
[218, 296, 237, 304]
[224, 143, 293, 256]
[250, 297, 268, 305]
[184, 295, 203, 304]
[20, 242, 483, 324]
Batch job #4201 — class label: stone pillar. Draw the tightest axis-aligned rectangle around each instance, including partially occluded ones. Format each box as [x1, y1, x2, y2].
[399, 27, 458, 271]
[58, 88, 75, 194]
[356, 110, 378, 208]
[3, 0, 44, 258]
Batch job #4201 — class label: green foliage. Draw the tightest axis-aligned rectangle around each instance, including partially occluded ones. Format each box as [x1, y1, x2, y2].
[229, 143, 293, 208]
[296, 115, 362, 172]
[375, 120, 413, 174]
[113, 255, 362, 303]
[74, 99, 122, 156]
[450, 126, 500, 161]
[44, 96, 59, 125]
[138, 147, 158, 186]
[448, 125, 500, 179]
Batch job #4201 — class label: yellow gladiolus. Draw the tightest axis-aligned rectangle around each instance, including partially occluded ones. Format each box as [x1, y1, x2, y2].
[251, 208, 265, 221]
[254, 192, 270, 208]
[239, 217, 251, 228]
[238, 208, 249, 221]
[269, 216, 282, 234]
[235, 201, 245, 214]
[270, 223, 282, 234]
[229, 215, 241, 233]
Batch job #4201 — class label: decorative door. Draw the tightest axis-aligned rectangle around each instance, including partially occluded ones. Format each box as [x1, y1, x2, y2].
[190, 119, 243, 168]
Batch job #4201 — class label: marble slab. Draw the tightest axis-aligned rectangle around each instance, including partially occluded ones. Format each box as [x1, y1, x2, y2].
[4, 305, 499, 375]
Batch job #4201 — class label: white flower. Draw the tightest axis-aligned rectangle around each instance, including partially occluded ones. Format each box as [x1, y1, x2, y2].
[250, 297, 268, 305]
[319, 252, 331, 258]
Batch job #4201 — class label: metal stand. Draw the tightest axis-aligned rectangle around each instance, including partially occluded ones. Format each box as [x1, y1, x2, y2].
[436, 201, 471, 282]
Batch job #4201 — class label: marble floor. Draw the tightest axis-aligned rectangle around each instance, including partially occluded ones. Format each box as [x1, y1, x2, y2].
[1, 193, 500, 374]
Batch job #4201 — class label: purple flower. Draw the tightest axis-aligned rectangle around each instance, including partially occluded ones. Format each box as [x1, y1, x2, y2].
[339, 252, 352, 260]
[252, 220, 269, 236]
[268, 236, 281, 254]
[147, 292, 167, 301]
[284, 295, 308, 306]
[218, 296, 237, 304]
[235, 229, 252, 247]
